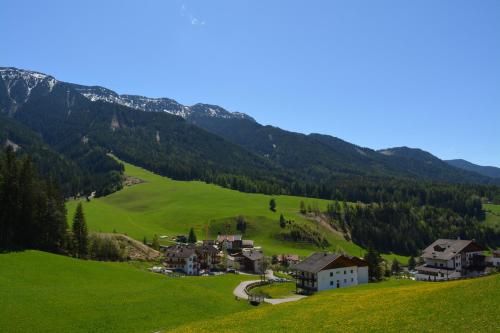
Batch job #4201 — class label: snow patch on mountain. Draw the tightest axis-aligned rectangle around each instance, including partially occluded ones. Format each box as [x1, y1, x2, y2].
[0, 67, 58, 103]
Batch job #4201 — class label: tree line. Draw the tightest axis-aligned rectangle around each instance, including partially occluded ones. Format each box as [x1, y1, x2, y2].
[326, 200, 500, 256]
[0, 147, 125, 260]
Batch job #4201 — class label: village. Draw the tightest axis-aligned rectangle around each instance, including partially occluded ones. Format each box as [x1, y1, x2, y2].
[149, 233, 500, 304]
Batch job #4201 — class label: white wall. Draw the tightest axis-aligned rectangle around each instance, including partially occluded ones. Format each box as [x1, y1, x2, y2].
[317, 265, 358, 291]
[357, 266, 369, 284]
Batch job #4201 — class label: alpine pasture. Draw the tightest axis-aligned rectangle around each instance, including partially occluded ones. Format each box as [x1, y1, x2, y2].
[66, 160, 367, 257]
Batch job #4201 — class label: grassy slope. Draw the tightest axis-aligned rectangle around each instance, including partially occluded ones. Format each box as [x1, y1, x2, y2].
[248, 282, 296, 299]
[173, 275, 500, 333]
[0, 251, 254, 333]
[66, 161, 373, 258]
[484, 204, 500, 233]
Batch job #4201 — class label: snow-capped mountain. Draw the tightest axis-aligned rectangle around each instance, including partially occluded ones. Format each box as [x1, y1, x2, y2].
[74, 84, 254, 121]
[0, 67, 255, 121]
[0, 67, 58, 114]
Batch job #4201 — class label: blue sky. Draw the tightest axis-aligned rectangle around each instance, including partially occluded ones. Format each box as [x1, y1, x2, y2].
[1, 0, 499, 167]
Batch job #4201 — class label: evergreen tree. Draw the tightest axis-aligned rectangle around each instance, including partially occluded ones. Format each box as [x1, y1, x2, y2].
[269, 198, 276, 212]
[364, 247, 383, 281]
[279, 214, 286, 228]
[236, 215, 247, 233]
[188, 228, 197, 243]
[151, 234, 160, 250]
[300, 201, 306, 214]
[408, 256, 416, 270]
[391, 259, 401, 275]
[72, 202, 88, 257]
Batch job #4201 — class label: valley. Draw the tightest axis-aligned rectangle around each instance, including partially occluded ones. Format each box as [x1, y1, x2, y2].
[66, 159, 382, 259]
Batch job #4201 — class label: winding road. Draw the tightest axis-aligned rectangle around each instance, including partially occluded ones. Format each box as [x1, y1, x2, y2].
[233, 270, 307, 305]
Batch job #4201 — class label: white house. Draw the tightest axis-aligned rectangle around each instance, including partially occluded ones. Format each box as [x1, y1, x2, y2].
[292, 253, 369, 293]
[163, 245, 199, 275]
[416, 239, 485, 281]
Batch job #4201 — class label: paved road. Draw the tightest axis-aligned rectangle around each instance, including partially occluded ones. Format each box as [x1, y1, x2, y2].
[233, 270, 307, 305]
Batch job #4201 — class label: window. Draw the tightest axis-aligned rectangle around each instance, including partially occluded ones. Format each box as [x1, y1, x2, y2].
[330, 272, 333, 277]
[344, 270, 346, 274]
[351, 278, 354, 282]
[344, 279, 347, 283]
[351, 270, 354, 274]
[330, 281, 333, 286]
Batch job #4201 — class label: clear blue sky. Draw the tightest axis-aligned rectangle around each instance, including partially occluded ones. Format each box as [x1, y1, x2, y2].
[1, 0, 499, 167]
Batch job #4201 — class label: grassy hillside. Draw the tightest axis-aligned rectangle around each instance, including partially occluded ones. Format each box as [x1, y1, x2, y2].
[66, 161, 378, 258]
[0, 251, 254, 333]
[173, 275, 500, 333]
[485, 204, 500, 232]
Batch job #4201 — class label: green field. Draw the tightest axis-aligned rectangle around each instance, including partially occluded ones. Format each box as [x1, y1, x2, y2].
[485, 204, 500, 233]
[66, 161, 381, 258]
[0, 251, 255, 333]
[249, 282, 296, 299]
[173, 275, 500, 332]
[2, 251, 498, 332]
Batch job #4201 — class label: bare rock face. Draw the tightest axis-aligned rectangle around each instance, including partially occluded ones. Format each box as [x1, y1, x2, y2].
[110, 114, 120, 131]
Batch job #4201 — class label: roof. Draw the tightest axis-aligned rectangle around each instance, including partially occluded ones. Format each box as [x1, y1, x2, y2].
[164, 245, 196, 259]
[292, 253, 339, 273]
[292, 253, 367, 273]
[217, 234, 242, 242]
[196, 245, 219, 255]
[421, 239, 484, 261]
[241, 250, 264, 261]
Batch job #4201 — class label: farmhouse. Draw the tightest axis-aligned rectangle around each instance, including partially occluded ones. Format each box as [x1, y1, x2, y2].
[416, 239, 485, 281]
[292, 253, 368, 293]
[163, 243, 222, 274]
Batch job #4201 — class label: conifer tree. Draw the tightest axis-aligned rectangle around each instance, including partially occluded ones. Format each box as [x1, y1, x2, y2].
[188, 228, 197, 244]
[279, 214, 286, 228]
[72, 202, 88, 257]
[391, 259, 401, 275]
[151, 234, 160, 250]
[269, 198, 276, 212]
[408, 256, 416, 270]
[364, 247, 383, 281]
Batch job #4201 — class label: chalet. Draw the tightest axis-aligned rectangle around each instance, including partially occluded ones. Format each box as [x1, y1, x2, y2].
[232, 249, 265, 274]
[164, 245, 199, 275]
[416, 239, 485, 281]
[217, 234, 243, 251]
[196, 244, 221, 270]
[292, 253, 368, 293]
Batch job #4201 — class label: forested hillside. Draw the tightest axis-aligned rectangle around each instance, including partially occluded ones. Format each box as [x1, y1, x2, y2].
[1, 67, 500, 256]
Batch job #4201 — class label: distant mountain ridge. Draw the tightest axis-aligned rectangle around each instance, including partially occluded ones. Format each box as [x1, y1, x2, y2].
[446, 159, 500, 179]
[1, 66, 499, 190]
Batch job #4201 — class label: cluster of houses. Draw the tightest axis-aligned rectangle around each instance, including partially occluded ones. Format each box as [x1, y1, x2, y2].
[161, 234, 266, 275]
[159, 233, 499, 293]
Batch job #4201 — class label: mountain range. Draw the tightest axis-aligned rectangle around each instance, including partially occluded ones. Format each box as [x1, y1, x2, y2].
[1, 66, 499, 197]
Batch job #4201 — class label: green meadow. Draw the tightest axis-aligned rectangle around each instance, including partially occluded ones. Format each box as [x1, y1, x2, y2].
[1, 251, 498, 333]
[67, 161, 387, 258]
[485, 203, 500, 232]
[0, 251, 254, 333]
[173, 274, 500, 332]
